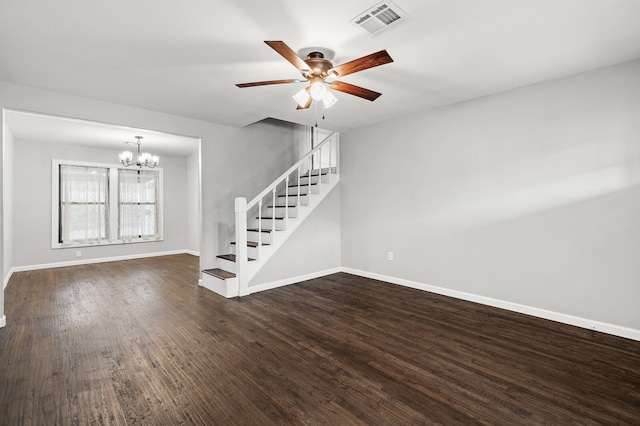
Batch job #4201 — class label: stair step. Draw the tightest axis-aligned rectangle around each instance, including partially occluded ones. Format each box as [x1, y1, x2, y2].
[256, 216, 285, 220]
[276, 194, 309, 206]
[202, 268, 236, 280]
[288, 182, 318, 188]
[230, 241, 270, 247]
[247, 228, 275, 233]
[265, 205, 298, 218]
[216, 254, 255, 262]
[301, 171, 329, 177]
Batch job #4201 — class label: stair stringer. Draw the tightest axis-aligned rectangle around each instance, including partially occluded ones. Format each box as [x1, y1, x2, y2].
[245, 175, 340, 291]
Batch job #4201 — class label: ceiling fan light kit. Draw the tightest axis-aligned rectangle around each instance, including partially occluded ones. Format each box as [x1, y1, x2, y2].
[236, 40, 393, 113]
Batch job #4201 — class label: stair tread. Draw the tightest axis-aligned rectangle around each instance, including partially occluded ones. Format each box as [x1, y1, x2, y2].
[230, 241, 270, 247]
[257, 216, 285, 220]
[202, 268, 236, 279]
[247, 228, 275, 233]
[267, 205, 297, 208]
[216, 254, 256, 262]
[278, 194, 308, 197]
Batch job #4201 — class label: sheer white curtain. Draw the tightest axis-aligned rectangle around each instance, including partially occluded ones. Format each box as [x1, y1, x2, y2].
[118, 169, 159, 241]
[59, 165, 109, 244]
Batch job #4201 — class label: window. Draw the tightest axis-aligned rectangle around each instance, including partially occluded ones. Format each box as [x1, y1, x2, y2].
[52, 160, 163, 248]
[58, 165, 109, 244]
[118, 169, 159, 240]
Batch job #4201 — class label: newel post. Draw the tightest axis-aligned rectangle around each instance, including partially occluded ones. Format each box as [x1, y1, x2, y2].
[235, 197, 249, 297]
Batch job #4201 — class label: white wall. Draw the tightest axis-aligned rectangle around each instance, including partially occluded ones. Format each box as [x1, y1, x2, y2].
[2, 125, 14, 284]
[250, 185, 341, 288]
[341, 59, 640, 333]
[187, 150, 201, 254]
[0, 120, 13, 326]
[12, 138, 191, 267]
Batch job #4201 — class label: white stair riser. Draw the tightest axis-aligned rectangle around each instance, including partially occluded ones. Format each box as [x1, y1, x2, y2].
[202, 274, 238, 298]
[311, 167, 336, 175]
[287, 185, 319, 195]
[256, 219, 286, 231]
[217, 257, 237, 273]
[276, 196, 309, 206]
[247, 231, 273, 244]
[266, 206, 298, 218]
[298, 175, 322, 184]
[231, 244, 260, 259]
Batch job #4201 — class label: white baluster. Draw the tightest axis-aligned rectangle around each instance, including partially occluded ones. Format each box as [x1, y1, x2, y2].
[328, 138, 332, 183]
[285, 175, 289, 228]
[297, 165, 301, 207]
[318, 146, 322, 194]
[335, 133, 340, 176]
[272, 187, 276, 232]
[308, 157, 312, 198]
[258, 198, 262, 247]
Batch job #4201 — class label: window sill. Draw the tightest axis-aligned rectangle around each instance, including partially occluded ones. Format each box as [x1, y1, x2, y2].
[51, 237, 164, 250]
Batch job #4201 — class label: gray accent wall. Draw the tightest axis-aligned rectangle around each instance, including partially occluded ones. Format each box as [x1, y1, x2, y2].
[341, 59, 640, 331]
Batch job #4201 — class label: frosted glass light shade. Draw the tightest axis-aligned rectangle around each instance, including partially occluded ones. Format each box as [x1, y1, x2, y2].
[323, 90, 337, 109]
[119, 151, 133, 164]
[310, 82, 326, 100]
[138, 152, 151, 165]
[293, 88, 311, 107]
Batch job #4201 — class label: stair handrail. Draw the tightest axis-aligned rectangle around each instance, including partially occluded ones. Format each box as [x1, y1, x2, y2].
[235, 130, 339, 297]
[246, 131, 338, 209]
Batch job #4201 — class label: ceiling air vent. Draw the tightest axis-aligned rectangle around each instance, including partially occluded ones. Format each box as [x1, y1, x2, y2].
[350, 1, 412, 37]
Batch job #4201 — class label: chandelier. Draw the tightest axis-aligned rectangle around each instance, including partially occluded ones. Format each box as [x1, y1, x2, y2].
[119, 136, 159, 168]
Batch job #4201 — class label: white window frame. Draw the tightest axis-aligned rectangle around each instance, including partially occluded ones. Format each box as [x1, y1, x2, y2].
[51, 159, 164, 249]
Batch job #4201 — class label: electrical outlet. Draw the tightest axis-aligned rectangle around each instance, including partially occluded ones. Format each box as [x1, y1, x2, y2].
[76, 250, 82, 258]
[387, 251, 393, 261]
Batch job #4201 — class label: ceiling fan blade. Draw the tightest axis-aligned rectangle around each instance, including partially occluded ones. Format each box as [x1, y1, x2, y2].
[236, 79, 301, 88]
[329, 50, 393, 78]
[265, 41, 309, 72]
[329, 81, 382, 101]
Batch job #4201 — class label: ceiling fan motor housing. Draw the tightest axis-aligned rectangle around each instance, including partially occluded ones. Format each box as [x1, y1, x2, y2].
[302, 52, 335, 79]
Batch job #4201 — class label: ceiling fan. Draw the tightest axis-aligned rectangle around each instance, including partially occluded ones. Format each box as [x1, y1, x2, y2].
[236, 41, 393, 110]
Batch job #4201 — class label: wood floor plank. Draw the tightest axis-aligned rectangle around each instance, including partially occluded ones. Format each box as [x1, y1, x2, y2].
[1, 255, 639, 425]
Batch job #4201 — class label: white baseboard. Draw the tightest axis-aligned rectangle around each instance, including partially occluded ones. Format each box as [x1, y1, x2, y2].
[0, 315, 5, 328]
[248, 267, 342, 295]
[341, 267, 640, 342]
[5, 250, 199, 289]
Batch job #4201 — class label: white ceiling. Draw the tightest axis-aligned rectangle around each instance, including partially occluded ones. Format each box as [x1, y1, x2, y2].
[4, 110, 200, 156]
[1, 0, 640, 133]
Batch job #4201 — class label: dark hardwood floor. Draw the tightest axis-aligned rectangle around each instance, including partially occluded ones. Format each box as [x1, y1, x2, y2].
[0, 254, 638, 425]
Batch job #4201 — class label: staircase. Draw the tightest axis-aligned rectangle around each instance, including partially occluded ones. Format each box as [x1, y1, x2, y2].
[201, 131, 339, 298]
